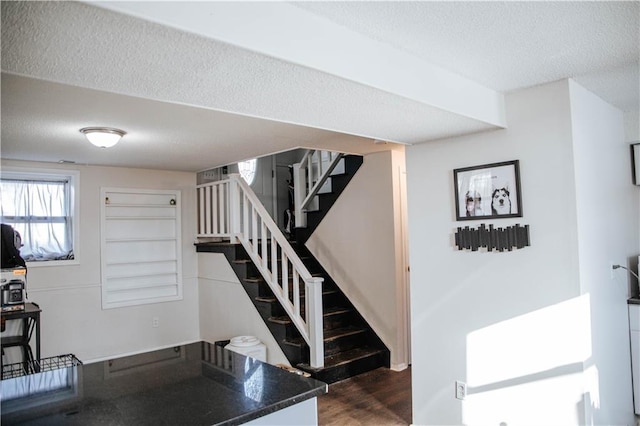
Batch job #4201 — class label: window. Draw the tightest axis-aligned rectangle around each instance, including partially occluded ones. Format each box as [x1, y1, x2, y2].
[0, 168, 79, 265]
[238, 158, 257, 185]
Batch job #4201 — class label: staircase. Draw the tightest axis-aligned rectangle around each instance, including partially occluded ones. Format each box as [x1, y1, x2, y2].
[196, 154, 389, 383]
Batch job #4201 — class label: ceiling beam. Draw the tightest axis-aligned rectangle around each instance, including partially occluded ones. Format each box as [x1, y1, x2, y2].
[91, 1, 506, 128]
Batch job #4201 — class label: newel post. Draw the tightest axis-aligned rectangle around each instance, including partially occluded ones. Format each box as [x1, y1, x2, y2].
[228, 175, 241, 243]
[307, 277, 324, 368]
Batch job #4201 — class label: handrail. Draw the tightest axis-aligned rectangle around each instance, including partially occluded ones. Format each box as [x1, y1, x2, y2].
[197, 175, 325, 368]
[293, 150, 344, 228]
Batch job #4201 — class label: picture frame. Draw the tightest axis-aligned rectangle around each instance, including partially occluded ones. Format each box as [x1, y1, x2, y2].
[453, 160, 523, 221]
[631, 143, 640, 185]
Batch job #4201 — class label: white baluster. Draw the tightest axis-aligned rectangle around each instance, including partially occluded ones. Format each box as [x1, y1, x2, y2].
[271, 237, 278, 286]
[219, 183, 226, 235]
[293, 162, 307, 227]
[282, 253, 289, 301]
[261, 222, 267, 270]
[205, 185, 212, 235]
[242, 192, 249, 242]
[198, 187, 205, 235]
[252, 206, 258, 256]
[214, 183, 220, 234]
[293, 269, 300, 316]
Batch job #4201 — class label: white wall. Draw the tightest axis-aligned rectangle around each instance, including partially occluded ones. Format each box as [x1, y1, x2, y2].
[624, 110, 640, 143]
[198, 253, 289, 366]
[1, 159, 200, 363]
[305, 149, 410, 369]
[569, 79, 638, 423]
[406, 80, 636, 425]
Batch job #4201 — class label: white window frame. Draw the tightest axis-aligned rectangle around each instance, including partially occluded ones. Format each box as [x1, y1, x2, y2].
[0, 166, 80, 267]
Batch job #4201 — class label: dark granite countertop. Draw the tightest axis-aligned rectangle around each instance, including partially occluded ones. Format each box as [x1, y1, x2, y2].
[629, 298, 640, 305]
[3, 341, 327, 425]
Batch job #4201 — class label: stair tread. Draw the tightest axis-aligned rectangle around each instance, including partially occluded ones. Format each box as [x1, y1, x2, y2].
[252, 288, 337, 301]
[283, 325, 365, 347]
[269, 306, 350, 325]
[324, 306, 352, 316]
[324, 326, 366, 341]
[299, 346, 386, 370]
[269, 316, 291, 325]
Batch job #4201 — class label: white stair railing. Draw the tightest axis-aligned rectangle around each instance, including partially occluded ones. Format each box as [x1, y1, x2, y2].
[293, 150, 344, 228]
[197, 174, 325, 368]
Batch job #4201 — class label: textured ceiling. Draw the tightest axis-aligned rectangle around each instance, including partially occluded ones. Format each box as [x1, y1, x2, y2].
[1, 1, 638, 172]
[294, 1, 639, 110]
[1, 74, 397, 171]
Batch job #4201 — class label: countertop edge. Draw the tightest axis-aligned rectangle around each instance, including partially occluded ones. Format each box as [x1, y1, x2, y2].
[216, 384, 328, 426]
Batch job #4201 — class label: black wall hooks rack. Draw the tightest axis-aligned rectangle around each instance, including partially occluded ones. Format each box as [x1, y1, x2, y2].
[455, 224, 530, 252]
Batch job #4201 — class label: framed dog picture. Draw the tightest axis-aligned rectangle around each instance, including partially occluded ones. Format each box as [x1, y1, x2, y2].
[453, 160, 522, 221]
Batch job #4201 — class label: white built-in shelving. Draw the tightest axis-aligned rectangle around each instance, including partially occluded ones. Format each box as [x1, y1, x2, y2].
[101, 188, 182, 309]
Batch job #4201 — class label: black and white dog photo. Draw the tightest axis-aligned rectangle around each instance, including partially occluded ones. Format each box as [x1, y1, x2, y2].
[465, 190, 483, 217]
[491, 184, 512, 215]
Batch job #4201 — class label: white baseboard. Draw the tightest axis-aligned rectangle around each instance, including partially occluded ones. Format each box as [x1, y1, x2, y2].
[391, 362, 409, 372]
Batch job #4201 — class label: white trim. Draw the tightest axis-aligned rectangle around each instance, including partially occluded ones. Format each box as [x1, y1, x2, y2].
[391, 362, 409, 372]
[83, 339, 200, 364]
[0, 166, 80, 266]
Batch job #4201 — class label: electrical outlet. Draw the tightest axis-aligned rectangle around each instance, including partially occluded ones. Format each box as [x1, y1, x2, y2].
[455, 380, 467, 400]
[610, 262, 619, 280]
[152, 317, 159, 328]
[610, 262, 615, 280]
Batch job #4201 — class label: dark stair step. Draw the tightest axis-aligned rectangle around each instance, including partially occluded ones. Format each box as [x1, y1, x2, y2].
[254, 296, 285, 319]
[268, 305, 354, 332]
[323, 306, 355, 330]
[241, 277, 273, 299]
[297, 346, 388, 384]
[323, 173, 351, 196]
[266, 315, 301, 341]
[323, 326, 367, 355]
[317, 191, 340, 211]
[282, 325, 367, 355]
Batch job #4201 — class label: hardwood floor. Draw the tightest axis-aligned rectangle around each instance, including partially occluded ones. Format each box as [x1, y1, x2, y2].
[317, 367, 412, 425]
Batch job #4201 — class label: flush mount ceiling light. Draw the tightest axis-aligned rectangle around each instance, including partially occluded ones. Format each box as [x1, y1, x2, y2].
[80, 127, 126, 148]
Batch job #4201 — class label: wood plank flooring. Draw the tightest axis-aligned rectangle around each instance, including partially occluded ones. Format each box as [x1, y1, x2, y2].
[317, 367, 412, 425]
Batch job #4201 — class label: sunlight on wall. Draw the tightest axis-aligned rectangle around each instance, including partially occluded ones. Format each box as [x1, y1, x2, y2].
[464, 294, 593, 424]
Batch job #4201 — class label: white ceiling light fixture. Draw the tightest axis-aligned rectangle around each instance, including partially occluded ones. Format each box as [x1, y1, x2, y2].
[80, 127, 126, 148]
